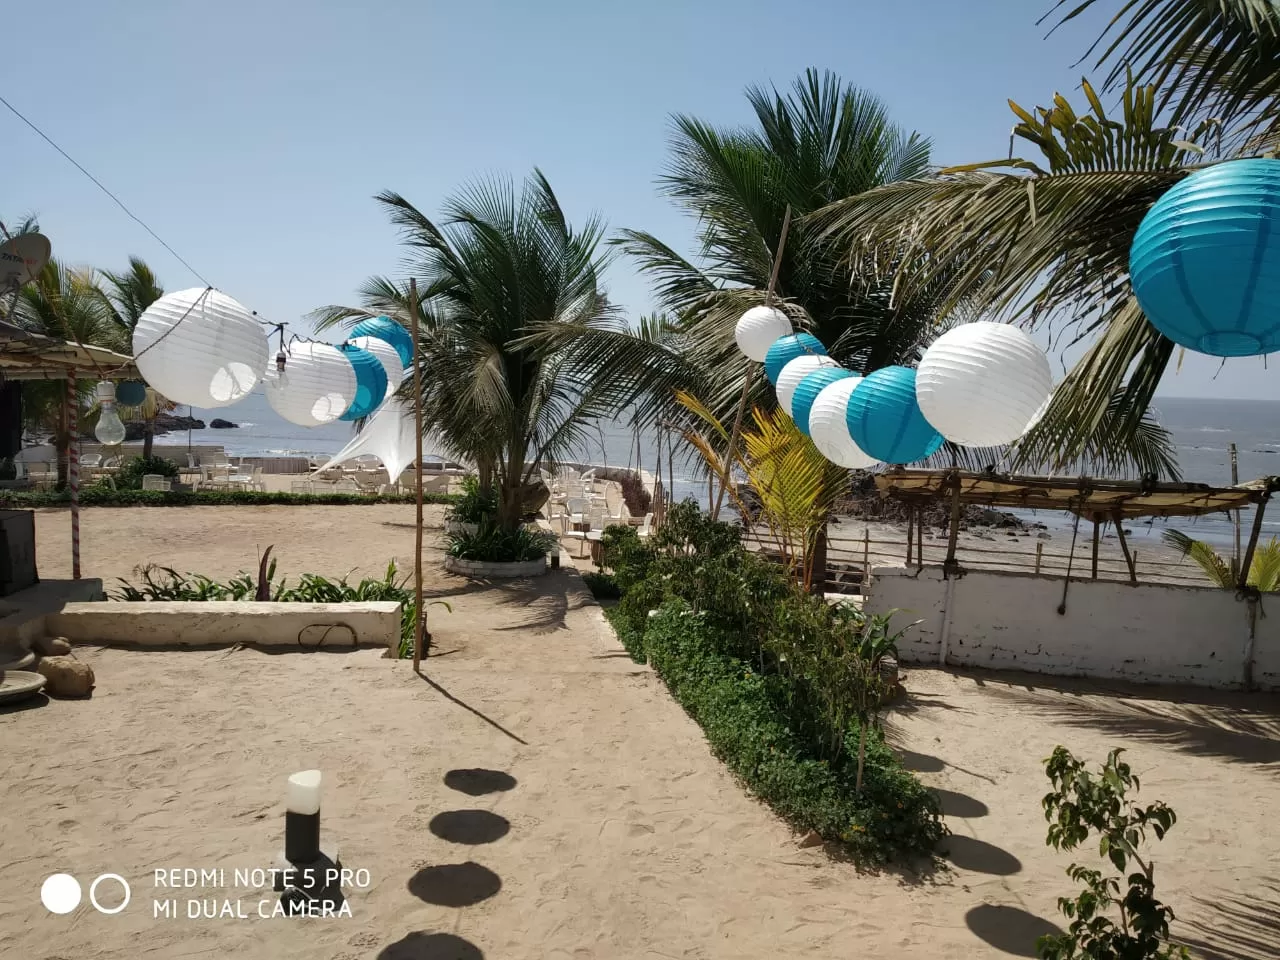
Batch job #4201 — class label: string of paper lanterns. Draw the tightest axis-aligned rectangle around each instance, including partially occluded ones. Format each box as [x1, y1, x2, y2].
[130, 292, 414, 428]
[731, 305, 1053, 470]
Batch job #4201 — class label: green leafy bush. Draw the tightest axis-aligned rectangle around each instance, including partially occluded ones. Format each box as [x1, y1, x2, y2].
[114, 455, 180, 490]
[448, 476, 498, 523]
[0, 489, 459, 508]
[639, 602, 943, 862]
[113, 560, 449, 659]
[446, 523, 557, 562]
[602, 500, 943, 862]
[581, 571, 621, 600]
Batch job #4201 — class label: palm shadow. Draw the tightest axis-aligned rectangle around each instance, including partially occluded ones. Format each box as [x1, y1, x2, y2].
[1178, 880, 1280, 960]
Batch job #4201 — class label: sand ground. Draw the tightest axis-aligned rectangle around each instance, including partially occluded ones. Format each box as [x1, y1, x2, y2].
[1, 504, 1277, 959]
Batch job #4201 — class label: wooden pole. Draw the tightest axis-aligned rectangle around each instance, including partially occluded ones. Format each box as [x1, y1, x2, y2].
[712, 206, 792, 521]
[1034, 540, 1044, 575]
[1090, 515, 1100, 580]
[905, 506, 914, 565]
[67, 374, 80, 580]
[916, 506, 924, 571]
[863, 528, 870, 588]
[1230, 442, 1242, 577]
[1238, 493, 1271, 592]
[1112, 511, 1137, 584]
[410, 278, 426, 671]
[943, 471, 963, 577]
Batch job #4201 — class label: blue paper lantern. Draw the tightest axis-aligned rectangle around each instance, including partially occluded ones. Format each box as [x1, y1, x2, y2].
[763, 333, 826, 384]
[791, 367, 854, 437]
[114, 380, 148, 407]
[351, 315, 414, 367]
[1131, 158, 1280, 357]
[337, 343, 389, 421]
[846, 366, 945, 464]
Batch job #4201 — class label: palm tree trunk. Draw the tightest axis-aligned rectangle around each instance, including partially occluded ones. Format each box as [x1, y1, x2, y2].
[477, 455, 494, 496]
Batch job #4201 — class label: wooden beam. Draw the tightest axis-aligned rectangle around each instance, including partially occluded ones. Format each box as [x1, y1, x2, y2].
[1113, 510, 1137, 584]
[1238, 493, 1271, 592]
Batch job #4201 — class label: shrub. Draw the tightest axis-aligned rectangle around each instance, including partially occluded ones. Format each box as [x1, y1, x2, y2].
[115, 455, 180, 490]
[448, 475, 498, 523]
[446, 523, 558, 563]
[113, 560, 449, 659]
[581, 571, 621, 600]
[0, 489, 459, 508]
[642, 602, 943, 862]
[618, 471, 652, 516]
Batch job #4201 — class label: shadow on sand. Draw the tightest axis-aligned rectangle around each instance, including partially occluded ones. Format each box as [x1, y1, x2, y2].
[377, 931, 484, 959]
[407, 862, 501, 908]
[965, 904, 1062, 957]
[444, 768, 517, 796]
[429, 810, 510, 845]
[940, 835, 1022, 876]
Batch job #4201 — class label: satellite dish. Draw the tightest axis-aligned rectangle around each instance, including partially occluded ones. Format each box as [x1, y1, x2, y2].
[0, 233, 52, 291]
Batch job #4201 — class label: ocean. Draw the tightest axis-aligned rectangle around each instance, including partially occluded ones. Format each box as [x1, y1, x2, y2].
[181, 392, 1280, 551]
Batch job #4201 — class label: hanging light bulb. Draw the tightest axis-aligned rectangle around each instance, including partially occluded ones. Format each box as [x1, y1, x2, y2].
[94, 382, 127, 446]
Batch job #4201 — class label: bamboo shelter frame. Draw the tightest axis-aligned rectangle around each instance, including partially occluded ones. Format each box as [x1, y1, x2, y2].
[873, 468, 1280, 590]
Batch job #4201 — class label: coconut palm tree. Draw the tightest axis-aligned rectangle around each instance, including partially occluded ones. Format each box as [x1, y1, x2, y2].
[1162, 529, 1280, 590]
[10, 259, 126, 486]
[97, 257, 168, 457]
[312, 170, 625, 532]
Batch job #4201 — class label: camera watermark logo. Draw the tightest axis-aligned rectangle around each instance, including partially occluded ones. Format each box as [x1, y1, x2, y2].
[41, 873, 131, 915]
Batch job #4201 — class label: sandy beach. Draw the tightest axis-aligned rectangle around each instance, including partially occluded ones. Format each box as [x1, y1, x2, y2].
[1, 504, 1276, 959]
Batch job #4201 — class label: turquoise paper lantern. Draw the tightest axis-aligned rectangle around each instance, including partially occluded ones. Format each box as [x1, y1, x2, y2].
[1131, 158, 1280, 357]
[337, 343, 389, 421]
[792, 367, 854, 437]
[114, 380, 148, 407]
[763, 333, 826, 384]
[351, 315, 414, 367]
[846, 366, 945, 464]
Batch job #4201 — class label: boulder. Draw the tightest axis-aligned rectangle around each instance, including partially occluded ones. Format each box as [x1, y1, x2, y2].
[209, 418, 238, 429]
[32, 636, 72, 657]
[36, 656, 95, 698]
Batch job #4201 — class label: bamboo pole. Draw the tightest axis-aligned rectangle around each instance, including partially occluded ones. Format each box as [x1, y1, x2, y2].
[67, 374, 80, 580]
[905, 506, 914, 565]
[1238, 493, 1271, 592]
[943, 471, 963, 577]
[863, 529, 870, 587]
[916, 507, 924, 571]
[712, 206, 792, 520]
[1113, 510, 1137, 584]
[1034, 540, 1044, 575]
[410, 278, 426, 672]
[1090, 515, 1100, 580]
[1231, 442, 1242, 577]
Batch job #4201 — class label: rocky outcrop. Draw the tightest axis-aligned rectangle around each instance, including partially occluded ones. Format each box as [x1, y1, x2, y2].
[209, 418, 238, 429]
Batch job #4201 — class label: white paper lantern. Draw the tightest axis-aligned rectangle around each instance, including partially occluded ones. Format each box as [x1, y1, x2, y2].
[808, 376, 879, 469]
[1024, 390, 1053, 434]
[915, 321, 1052, 447]
[264, 342, 359, 426]
[776, 354, 840, 417]
[132, 287, 269, 408]
[735, 305, 793, 361]
[350, 335, 404, 401]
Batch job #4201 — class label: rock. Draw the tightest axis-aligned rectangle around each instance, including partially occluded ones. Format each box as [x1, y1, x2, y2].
[32, 636, 72, 656]
[36, 656, 95, 698]
[797, 829, 824, 848]
[209, 418, 238, 429]
[1037, 532, 1052, 540]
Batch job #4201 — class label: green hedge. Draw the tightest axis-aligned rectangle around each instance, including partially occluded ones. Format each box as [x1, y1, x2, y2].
[633, 602, 944, 863]
[0, 489, 461, 509]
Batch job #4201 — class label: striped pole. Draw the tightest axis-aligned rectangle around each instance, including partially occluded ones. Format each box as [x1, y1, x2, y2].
[67, 374, 80, 579]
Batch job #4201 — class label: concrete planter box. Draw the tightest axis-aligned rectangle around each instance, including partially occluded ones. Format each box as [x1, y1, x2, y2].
[46, 600, 403, 654]
[444, 555, 547, 578]
[445, 520, 480, 536]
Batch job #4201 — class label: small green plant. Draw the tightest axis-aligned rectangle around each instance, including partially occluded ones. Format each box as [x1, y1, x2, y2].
[1037, 747, 1188, 960]
[113, 560, 449, 659]
[446, 523, 557, 563]
[448, 475, 499, 524]
[115, 455, 180, 490]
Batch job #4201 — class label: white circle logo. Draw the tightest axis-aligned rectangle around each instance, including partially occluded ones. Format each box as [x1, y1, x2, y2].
[89, 874, 131, 915]
[40, 874, 82, 914]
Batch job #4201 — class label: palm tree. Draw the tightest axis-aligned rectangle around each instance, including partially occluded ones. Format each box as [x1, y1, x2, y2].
[1162, 529, 1280, 590]
[811, 76, 1211, 479]
[10, 260, 125, 486]
[312, 170, 624, 531]
[97, 257, 168, 457]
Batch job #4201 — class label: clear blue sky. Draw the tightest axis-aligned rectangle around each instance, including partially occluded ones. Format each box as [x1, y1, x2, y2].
[2, 0, 1270, 399]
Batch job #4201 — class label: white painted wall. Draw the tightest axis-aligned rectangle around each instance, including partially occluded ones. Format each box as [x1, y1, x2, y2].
[46, 601, 402, 653]
[867, 565, 1277, 690]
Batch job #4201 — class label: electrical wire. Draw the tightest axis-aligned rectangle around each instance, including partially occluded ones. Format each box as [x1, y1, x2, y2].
[0, 92, 213, 288]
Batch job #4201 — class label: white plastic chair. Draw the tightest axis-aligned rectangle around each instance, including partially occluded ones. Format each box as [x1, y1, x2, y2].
[291, 480, 314, 494]
[81, 454, 103, 469]
[637, 513, 654, 539]
[141, 474, 171, 492]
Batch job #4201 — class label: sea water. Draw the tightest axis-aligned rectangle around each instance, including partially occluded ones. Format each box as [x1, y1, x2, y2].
[184, 392, 1279, 550]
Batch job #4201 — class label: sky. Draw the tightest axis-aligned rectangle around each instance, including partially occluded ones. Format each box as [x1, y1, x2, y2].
[1, 0, 1273, 400]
